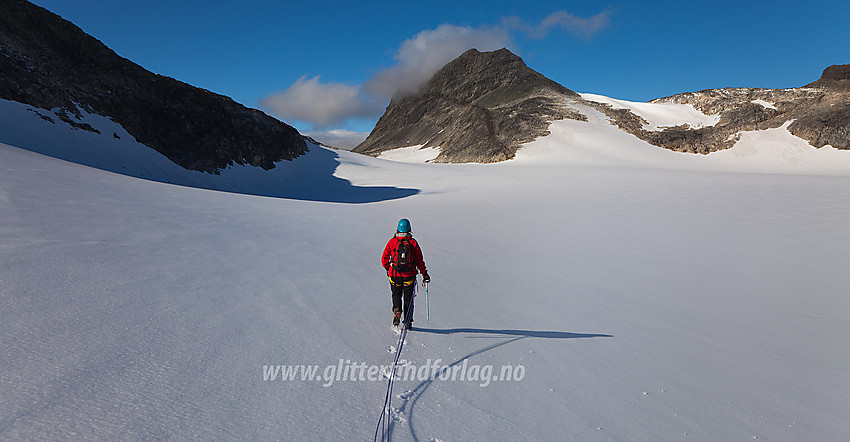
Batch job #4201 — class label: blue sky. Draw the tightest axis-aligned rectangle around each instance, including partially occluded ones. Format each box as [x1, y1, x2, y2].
[29, 0, 850, 146]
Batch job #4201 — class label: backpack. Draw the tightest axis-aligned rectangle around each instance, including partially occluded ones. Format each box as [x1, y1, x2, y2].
[393, 238, 414, 273]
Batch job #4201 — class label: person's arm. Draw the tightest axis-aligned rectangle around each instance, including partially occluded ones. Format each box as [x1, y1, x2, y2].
[414, 242, 429, 282]
[381, 239, 393, 272]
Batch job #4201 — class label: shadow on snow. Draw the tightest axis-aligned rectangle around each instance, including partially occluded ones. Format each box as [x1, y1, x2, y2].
[411, 327, 612, 339]
[241, 146, 419, 203]
[189, 146, 420, 203]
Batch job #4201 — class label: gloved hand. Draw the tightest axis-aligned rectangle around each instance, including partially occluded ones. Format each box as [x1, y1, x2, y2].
[422, 272, 430, 284]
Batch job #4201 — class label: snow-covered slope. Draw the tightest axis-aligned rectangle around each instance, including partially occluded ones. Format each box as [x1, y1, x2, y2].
[2, 106, 850, 442]
[0, 98, 415, 202]
[512, 101, 850, 175]
[378, 95, 850, 176]
[580, 93, 721, 131]
[377, 145, 441, 163]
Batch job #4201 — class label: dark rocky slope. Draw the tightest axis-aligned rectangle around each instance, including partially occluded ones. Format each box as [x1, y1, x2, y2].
[0, 0, 306, 173]
[354, 48, 584, 163]
[805, 64, 850, 90]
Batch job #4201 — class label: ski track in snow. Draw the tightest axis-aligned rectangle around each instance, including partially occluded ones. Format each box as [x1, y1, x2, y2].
[1, 96, 850, 440]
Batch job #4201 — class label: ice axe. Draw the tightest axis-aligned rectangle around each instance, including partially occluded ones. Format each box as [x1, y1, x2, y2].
[424, 281, 430, 321]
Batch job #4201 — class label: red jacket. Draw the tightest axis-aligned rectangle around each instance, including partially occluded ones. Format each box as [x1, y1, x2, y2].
[382, 235, 427, 278]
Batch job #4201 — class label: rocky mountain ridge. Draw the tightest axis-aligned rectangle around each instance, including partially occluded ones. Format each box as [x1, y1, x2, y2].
[356, 47, 848, 162]
[0, 0, 306, 173]
[354, 48, 585, 163]
[610, 69, 849, 154]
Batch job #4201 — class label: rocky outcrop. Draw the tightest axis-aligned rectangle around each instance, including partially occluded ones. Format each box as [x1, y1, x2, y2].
[357, 45, 848, 161]
[0, 0, 306, 173]
[598, 66, 850, 154]
[354, 48, 585, 163]
[805, 64, 850, 90]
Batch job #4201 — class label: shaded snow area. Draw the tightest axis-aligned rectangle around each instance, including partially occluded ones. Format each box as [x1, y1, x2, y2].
[0, 99, 416, 202]
[2, 96, 850, 441]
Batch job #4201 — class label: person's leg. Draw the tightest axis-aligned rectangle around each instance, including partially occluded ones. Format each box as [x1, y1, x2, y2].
[402, 278, 415, 327]
[391, 278, 403, 325]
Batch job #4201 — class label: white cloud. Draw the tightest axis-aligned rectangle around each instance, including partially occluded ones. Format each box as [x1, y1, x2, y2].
[261, 9, 611, 130]
[503, 9, 611, 40]
[537, 9, 611, 39]
[363, 24, 513, 98]
[262, 24, 511, 130]
[260, 75, 384, 129]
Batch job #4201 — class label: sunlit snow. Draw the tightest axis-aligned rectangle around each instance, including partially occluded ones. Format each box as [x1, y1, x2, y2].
[2, 95, 849, 441]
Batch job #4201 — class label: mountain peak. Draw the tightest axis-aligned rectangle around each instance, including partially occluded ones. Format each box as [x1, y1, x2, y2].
[453, 47, 522, 65]
[415, 47, 575, 104]
[356, 48, 582, 163]
[805, 64, 850, 90]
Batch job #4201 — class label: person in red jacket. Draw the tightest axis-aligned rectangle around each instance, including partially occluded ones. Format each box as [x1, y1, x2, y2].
[382, 218, 430, 329]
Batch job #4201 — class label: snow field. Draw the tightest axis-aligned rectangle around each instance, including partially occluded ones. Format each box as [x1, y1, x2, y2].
[579, 92, 721, 131]
[2, 94, 850, 440]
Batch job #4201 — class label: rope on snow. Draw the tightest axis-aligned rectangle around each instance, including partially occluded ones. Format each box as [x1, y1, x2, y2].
[374, 284, 416, 441]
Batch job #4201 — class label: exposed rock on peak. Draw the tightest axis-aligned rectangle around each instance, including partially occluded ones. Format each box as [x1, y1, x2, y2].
[354, 48, 583, 163]
[419, 48, 577, 104]
[0, 0, 306, 173]
[805, 64, 850, 90]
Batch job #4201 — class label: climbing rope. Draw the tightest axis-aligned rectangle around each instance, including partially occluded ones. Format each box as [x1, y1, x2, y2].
[374, 283, 416, 441]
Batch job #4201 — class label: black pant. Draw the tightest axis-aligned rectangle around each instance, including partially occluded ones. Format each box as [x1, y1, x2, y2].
[390, 276, 415, 323]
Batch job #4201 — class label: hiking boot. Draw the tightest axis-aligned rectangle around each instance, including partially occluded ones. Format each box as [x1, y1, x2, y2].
[393, 309, 401, 327]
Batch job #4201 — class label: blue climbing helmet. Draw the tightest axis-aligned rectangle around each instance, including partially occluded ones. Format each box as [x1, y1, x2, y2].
[397, 218, 411, 233]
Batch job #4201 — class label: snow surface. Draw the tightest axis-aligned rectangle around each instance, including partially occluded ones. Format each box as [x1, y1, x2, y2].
[751, 99, 778, 110]
[580, 93, 721, 131]
[377, 145, 441, 163]
[514, 102, 850, 176]
[0, 99, 416, 202]
[2, 96, 850, 440]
